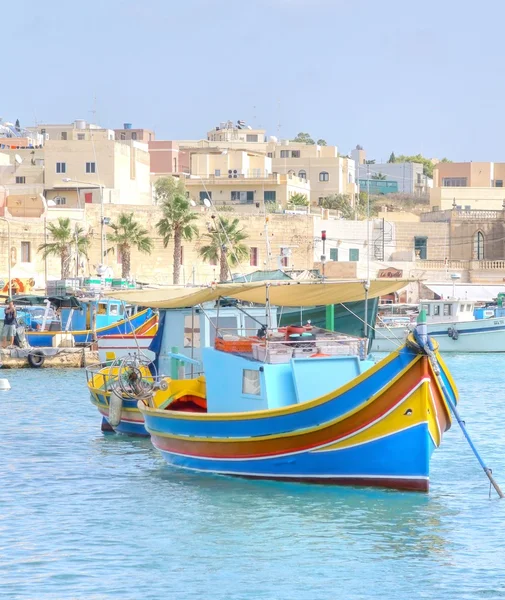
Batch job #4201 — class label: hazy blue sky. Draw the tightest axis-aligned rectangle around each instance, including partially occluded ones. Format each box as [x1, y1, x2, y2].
[4, 0, 504, 161]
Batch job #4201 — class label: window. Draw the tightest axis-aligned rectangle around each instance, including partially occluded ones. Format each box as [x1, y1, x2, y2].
[433, 305, 440, 316]
[21, 241, 31, 262]
[41, 128, 46, 135]
[495, 180, 503, 187]
[349, 249, 359, 261]
[246, 134, 258, 142]
[291, 150, 300, 158]
[319, 171, 329, 182]
[280, 150, 289, 158]
[15, 176, 25, 184]
[280, 247, 289, 267]
[421, 303, 431, 316]
[199, 191, 212, 204]
[77, 133, 85, 140]
[298, 170, 307, 179]
[330, 248, 338, 261]
[55, 197, 66, 205]
[267, 152, 273, 158]
[120, 132, 126, 140]
[131, 131, 137, 140]
[109, 304, 119, 316]
[264, 191, 276, 203]
[56, 162, 66, 174]
[442, 177, 467, 187]
[250, 247, 258, 266]
[318, 197, 324, 205]
[474, 231, 484, 259]
[466, 304, 472, 312]
[61, 132, 67, 140]
[414, 236, 427, 260]
[242, 369, 261, 395]
[443, 304, 452, 316]
[214, 169, 221, 176]
[86, 162, 96, 173]
[173, 157, 177, 172]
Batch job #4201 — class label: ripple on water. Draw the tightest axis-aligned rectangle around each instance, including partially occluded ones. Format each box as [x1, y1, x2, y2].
[0, 361, 505, 599]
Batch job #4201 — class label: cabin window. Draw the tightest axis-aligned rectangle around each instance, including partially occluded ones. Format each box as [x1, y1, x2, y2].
[242, 369, 261, 396]
[109, 304, 119, 316]
[443, 304, 452, 316]
[184, 314, 201, 348]
[433, 305, 440, 316]
[209, 316, 239, 346]
[98, 303, 107, 315]
[422, 303, 430, 316]
[119, 305, 124, 315]
[466, 304, 471, 312]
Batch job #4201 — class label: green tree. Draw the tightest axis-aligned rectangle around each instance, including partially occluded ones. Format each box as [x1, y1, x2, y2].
[198, 217, 248, 282]
[291, 132, 315, 145]
[372, 172, 387, 180]
[394, 154, 452, 178]
[38, 217, 90, 279]
[155, 176, 199, 284]
[107, 212, 153, 278]
[320, 194, 355, 219]
[388, 152, 396, 163]
[15, 119, 20, 132]
[316, 138, 327, 146]
[288, 193, 309, 207]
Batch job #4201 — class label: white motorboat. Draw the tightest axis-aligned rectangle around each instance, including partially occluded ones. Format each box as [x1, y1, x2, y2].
[371, 298, 505, 353]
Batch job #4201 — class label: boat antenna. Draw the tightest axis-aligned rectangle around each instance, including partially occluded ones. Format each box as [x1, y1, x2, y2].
[363, 164, 371, 339]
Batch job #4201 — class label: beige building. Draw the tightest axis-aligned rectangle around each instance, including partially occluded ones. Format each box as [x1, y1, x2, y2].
[270, 141, 357, 205]
[431, 162, 505, 210]
[0, 151, 46, 218]
[26, 120, 152, 207]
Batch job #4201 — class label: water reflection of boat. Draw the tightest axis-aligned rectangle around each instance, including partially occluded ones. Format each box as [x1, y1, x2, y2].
[88, 280, 458, 492]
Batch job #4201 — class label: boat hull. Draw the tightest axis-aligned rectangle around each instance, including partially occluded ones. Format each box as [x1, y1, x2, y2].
[90, 390, 149, 437]
[26, 308, 152, 347]
[142, 345, 456, 491]
[372, 316, 505, 353]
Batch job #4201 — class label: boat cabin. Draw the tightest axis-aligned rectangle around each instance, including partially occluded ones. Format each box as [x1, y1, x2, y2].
[61, 298, 128, 331]
[420, 299, 475, 323]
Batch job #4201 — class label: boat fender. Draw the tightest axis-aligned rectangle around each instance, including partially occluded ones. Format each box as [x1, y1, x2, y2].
[452, 329, 459, 340]
[447, 327, 454, 338]
[108, 389, 123, 428]
[27, 350, 45, 368]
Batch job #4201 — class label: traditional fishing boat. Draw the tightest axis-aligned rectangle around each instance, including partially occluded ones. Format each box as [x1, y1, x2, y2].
[87, 280, 458, 492]
[9, 295, 152, 347]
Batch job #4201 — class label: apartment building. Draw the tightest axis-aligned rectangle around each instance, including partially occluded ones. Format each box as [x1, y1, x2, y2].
[27, 120, 152, 207]
[431, 162, 505, 210]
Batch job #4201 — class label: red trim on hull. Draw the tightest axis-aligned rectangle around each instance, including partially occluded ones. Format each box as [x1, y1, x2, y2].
[228, 473, 429, 492]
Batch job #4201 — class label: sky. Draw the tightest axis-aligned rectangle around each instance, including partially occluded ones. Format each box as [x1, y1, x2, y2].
[4, 0, 505, 162]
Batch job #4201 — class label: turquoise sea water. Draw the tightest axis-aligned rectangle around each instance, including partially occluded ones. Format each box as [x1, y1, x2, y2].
[1, 354, 505, 600]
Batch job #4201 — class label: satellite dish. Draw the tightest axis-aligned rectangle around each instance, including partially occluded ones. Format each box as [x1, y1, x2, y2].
[15, 154, 22, 165]
[247, 125, 253, 130]
[269, 136, 278, 143]
[190, 199, 196, 207]
[203, 198, 212, 208]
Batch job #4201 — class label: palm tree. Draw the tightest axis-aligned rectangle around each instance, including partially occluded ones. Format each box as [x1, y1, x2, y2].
[372, 172, 387, 180]
[198, 217, 248, 282]
[155, 177, 199, 284]
[38, 217, 90, 279]
[107, 212, 153, 278]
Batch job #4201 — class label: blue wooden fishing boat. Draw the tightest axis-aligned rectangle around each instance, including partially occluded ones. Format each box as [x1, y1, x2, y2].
[10, 295, 152, 347]
[88, 281, 459, 491]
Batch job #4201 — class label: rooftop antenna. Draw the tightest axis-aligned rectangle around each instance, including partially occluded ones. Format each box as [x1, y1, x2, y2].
[277, 99, 281, 139]
[89, 95, 97, 124]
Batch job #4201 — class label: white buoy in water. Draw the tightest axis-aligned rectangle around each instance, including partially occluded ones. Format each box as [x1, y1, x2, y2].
[0, 379, 11, 391]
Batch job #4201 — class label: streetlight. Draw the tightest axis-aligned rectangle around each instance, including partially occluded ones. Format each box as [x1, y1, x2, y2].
[61, 178, 105, 262]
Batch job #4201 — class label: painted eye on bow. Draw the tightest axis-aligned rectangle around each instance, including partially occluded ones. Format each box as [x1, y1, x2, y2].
[404, 409, 413, 416]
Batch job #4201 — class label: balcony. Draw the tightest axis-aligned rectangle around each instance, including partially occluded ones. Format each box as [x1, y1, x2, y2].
[421, 208, 505, 222]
